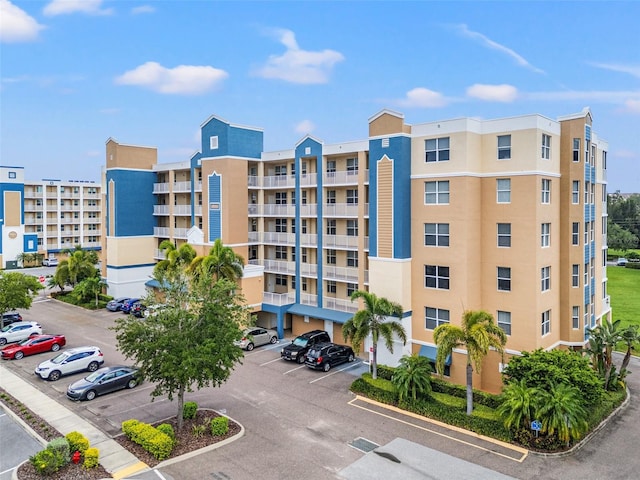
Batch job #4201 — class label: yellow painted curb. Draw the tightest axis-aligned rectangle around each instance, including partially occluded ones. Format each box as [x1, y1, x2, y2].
[111, 461, 149, 480]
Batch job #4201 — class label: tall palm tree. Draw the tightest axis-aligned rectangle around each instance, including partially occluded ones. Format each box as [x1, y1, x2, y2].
[154, 241, 197, 279]
[497, 378, 540, 431]
[392, 354, 432, 401]
[342, 290, 406, 380]
[189, 239, 244, 285]
[57, 248, 98, 287]
[434, 310, 507, 415]
[586, 318, 623, 390]
[618, 324, 640, 383]
[538, 382, 588, 445]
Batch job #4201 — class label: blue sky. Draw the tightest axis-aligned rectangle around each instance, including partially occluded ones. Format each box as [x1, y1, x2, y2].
[1, 0, 639, 192]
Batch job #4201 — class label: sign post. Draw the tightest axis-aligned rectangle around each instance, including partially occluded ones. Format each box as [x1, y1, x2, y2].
[531, 419, 542, 438]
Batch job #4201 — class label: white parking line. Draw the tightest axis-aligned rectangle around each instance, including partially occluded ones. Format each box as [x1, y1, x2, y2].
[243, 343, 282, 357]
[259, 357, 284, 366]
[283, 364, 306, 375]
[309, 361, 362, 383]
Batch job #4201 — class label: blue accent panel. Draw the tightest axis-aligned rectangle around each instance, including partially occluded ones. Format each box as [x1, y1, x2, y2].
[584, 284, 590, 305]
[590, 241, 595, 259]
[208, 173, 222, 241]
[190, 152, 202, 226]
[419, 345, 452, 366]
[590, 204, 595, 220]
[585, 125, 591, 141]
[24, 234, 38, 252]
[591, 277, 595, 295]
[584, 243, 590, 262]
[0, 182, 25, 254]
[261, 303, 292, 341]
[368, 135, 412, 259]
[591, 314, 596, 328]
[590, 166, 595, 184]
[286, 303, 353, 324]
[201, 117, 263, 159]
[106, 170, 155, 236]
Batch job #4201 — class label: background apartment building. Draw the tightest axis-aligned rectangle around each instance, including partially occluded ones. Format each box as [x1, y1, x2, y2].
[0, 166, 101, 268]
[102, 107, 609, 393]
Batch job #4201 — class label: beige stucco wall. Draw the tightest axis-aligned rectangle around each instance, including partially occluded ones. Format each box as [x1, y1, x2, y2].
[106, 139, 157, 170]
[106, 236, 156, 266]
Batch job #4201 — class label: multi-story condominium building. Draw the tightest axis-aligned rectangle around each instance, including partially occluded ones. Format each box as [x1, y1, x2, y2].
[0, 166, 102, 268]
[102, 107, 609, 393]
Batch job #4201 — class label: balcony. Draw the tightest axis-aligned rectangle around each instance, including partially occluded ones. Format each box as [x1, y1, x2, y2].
[173, 205, 192, 216]
[300, 234, 318, 247]
[173, 228, 189, 238]
[263, 259, 296, 275]
[300, 262, 317, 277]
[154, 205, 169, 215]
[194, 181, 202, 192]
[324, 297, 359, 314]
[263, 232, 295, 245]
[300, 293, 318, 308]
[153, 183, 170, 194]
[299, 204, 318, 217]
[262, 291, 295, 306]
[323, 171, 359, 186]
[154, 249, 166, 260]
[323, 235, 359, 249]
[24, 190, 43, 199]
[173, 181, 191, 192]
[323, 203, 358, 217]
[194, 205, 202, 215]
[262, 204, 296, 217]
[323, 265, 359, 283]
[24, 204, 43, 212]
[262, 175, 295, 189]
[154, 227, 170, 237]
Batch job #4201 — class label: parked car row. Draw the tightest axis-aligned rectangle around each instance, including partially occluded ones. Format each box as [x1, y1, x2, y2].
[280, 329, 356, 371]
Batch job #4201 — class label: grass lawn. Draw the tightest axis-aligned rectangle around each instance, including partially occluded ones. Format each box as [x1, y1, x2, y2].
[607, 266, 640, 330]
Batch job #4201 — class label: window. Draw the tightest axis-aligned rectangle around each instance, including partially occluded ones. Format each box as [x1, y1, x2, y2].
[327, 249, 336, 265]
[497, 311, 511, 335]
[301, 219, 307, 234]
[497, 267, 511, 291]
[302, 278, 308, 291]
[326, 220, 336, 235]
[274, 165, 287, 176]
[584, 222, 589, 244]
[425, 137, 450, 162]
[584, 262, 589, 285]
[275, 192, 287, 204]
[301, 248, 307, 262]
[572, 306, 580, 329]
[274, 246, 287, 260]
[425, 307, 450, 330]
[347, 283, 357, 297]
[541, 266, 550, 291]
[584, 181, 589, 204]
[275, 275, 287, 287]
[497, 223, 511, 247]
[541, 223, 550, 247]
[209, 136, 218, 149]
[291, 219, 296, 234]
[424, 265, 450, 289]
[603, 151, 607, 170]
[541, 179, 551, 204]
[425, 181, 450, 204]
[327, 280, 337, 293]
[424, 223, 449, 247]
[572, 181, 580, 204]
[497, 179, 511, 203]
[346, 189, 358, 204]
[541, 134, 551, 159]
[347, 251, 358, 267]
[573, 138, 580, 162]
[347, 157, 358, 174]
[326, 190, 336, 204]
[347, 220, 358, 236]
[497, 135, 511, 159]
[326, 160, 336, 174]
[275, 218, 287, 233]
[572, 223, 579, 245]
[541, 310, 551, 336]
[572, 264, 580, 287]
[8, 171, 16, 179]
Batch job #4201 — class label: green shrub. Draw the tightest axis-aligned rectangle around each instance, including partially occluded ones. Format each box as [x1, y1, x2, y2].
[65, 431, 90, 454]
[350, 374, 398, 404]
[121, 419, 173, 460]
[83, 447, 99, 469]
[157, 423, 176, 443]
[183, 401, 198, 419]
[375, 365, 396, 381]
[46, 437, 70, 467]
[192, 424, 207, 437]
[29, 448, 65, 475]
[211, 416, 229, 436]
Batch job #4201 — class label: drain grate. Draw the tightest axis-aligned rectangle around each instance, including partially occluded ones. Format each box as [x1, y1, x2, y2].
[349, 437, 380, 453]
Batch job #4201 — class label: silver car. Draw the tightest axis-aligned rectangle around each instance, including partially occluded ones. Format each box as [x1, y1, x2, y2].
[0, 321, 42, 345]
[235, 327, 278, 351]
[35, 346, 104, 381]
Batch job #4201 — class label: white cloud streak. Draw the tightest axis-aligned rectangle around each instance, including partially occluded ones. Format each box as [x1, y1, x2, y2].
[131, 5, 155, 15]
[589, 62, 640, 79]
[0, 0, 45, 43]
[466, 84, 518, 102]
[43, 0, 113, 16]
[115, 61, 228, 95]
[396, 88, 449, 108]
[294, 120, 315, 135]
[453, 24, 545, 74]
[624, 99, 640, 114]
[255, 28, 344, 84]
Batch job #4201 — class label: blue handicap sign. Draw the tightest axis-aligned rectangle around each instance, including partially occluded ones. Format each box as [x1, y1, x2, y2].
[531, 420, 542, 431]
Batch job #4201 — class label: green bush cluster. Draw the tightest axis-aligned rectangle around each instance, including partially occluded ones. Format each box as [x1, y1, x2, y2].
[350, 375, 399, 404]
[29, 447, 66, 476]
[122, 419, 174, 460]
[65, 431, 90, 455]
[83, 447, 100, 469]
[183, 401, 198, 419]
[46, 437, 71, 465]
[625, 261, 640, 270]
[157, 423, 176, 444]
[211, 416, 229, 436]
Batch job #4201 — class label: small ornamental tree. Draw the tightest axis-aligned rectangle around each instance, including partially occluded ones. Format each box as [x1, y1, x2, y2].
[0, 271, 43, 317]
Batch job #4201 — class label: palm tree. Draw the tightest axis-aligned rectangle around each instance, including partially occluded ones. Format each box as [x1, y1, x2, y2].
[586, 318, 623, 390]
[154, 240, 197, 279]
[74, 276, 107, 307]
[189, 239, 244, 285]
[58, 247, 99, 287]
[434, 310, 507, 415]
[342, 290, 406, 380]
[618, 324, 640, 383]
[392, 354, 432, 401]
[497, 378, 540, 431]
[537, 382, 588, 446]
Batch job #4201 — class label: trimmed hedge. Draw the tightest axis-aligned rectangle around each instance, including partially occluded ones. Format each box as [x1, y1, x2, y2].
[46, 437, 70, 467]
[65, 431, 90, 455]
[183, 401, 198, 419]
[122, 419, 174, 460]
[83, 447, 100, 469]
[157, 423, 176, 444]
[211, 416, 229, 436]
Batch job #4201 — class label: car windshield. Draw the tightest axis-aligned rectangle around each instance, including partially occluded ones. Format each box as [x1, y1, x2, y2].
[1, 325, 11, 332]
[292, 337, 309, 347]
[50, 352, 69, 364]
[85, 371, 103, 383]
[17, 338, 33, 346]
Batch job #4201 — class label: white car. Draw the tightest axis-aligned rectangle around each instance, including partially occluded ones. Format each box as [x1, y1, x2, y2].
[143, 304, 166, 318]
[0, 322, 42, 346]
[42, 258, 59, 267]
[35, 346, 104, 381]
[235, 327, 278, 351]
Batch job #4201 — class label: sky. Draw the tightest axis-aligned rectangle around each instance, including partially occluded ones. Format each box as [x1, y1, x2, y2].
[1, 0, 639, 192]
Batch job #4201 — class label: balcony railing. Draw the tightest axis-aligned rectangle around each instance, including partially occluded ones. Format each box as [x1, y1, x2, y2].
[300, 234, 318, 247]
[262, 291, 295, 306]
[323, 265, 359, 283]
[173, 205, 192, 216]
[300, 263, 317, 277]
[300, 293, 318, 308]
[173, 181, 191, 192]
[154, 205, 169, 215]
[173, 228, 189, 238]
[154, 249, 166, 260]
[263, 259, 296, 275]
[262, 175, 295, 189]
[323, 235, 359, 249]
[323, 203, 359, 217]
[263, 232, 295, 245]
[323, 297, 358, 314]
[194, 205, 202, 215]
[154, 227, 170, 237]
[323, 170, 359, 185]
[153, 183, 170, 193]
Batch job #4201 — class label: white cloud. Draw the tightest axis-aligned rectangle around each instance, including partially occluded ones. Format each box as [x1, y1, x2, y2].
[614, 149, 638, 159]
[453, 24, 545, 75]
[466, 84, 518, 103]
[131, 5, 155, 15]
[0, 0, 45, 43]
[115, 61, 228, 95]
[294, 120, 315, 135]
[43, 0, 113, 16]
[396, 88, 448, 108]
[589, 62, 640, 79]
[99, 107, 120, 114]
[624, 99, 640, 114]
[256, 28, 344, 84]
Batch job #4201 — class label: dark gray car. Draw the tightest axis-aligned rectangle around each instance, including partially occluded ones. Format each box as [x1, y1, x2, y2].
[66, 365, 139, 401]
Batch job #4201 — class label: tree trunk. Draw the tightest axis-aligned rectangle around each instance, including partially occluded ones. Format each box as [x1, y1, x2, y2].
[372, 342, 378, 380]
[466, 362, 473, 415]
[177, 385, 185, 430]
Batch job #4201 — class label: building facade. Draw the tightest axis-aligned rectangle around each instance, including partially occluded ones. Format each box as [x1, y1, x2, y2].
[0, 166, 101, 268]
[102, 107, 610, 393]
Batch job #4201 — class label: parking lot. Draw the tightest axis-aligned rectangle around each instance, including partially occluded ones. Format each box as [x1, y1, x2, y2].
[3, 297, 640, 479]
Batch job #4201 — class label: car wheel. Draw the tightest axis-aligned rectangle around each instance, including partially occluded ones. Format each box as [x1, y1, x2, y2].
[85, 390, 97, 401]
[87, 361, 99, 372]
[323, 362, 331, 372]
[127, 379, 138, 389]
[297, 355, 306, 364]
[246, 343, 254, 351]
[51, 343, 61, 352]
[0, 338, 6, 346]
[48, 370, 61, 381]
[14, 351, 24, 360]
[270, 336, 278, 344]
[348, 353, 355, 362]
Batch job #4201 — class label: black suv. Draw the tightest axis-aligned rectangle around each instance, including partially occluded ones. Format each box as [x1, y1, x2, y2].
[281, 330, 331, 363]
[1, 312, 23, 328]
[305, 342, 355, 372]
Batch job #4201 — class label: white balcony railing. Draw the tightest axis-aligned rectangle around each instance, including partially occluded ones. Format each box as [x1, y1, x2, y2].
[262, 175, 295, 189]
[300, 262, 317, 277]
[323, 203, 358, 217]
[324, 297, 359, 314]
[262, 291, 295, 306]
[154, 205, 169, 215]
[173, 205, 192, 216]
[173, 181, 191, 192]
[173, 228, 189, 238]
[263, 232, 295, 245]
[194, 205, 202, 215]
[323, 170, 359, 185]
[154, 249, 166, 260]
[323, 235, 359, 249]
[263, 259, 296, 275]
[153, 183, 170, 193]
[300, 234, 318, 246]
[323, 265, 359, 283]
[154, 227, 170, 237]
[300, 293, 318, 308]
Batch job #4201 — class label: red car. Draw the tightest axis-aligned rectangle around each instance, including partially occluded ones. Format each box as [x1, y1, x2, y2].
[1, 334, 66, 360]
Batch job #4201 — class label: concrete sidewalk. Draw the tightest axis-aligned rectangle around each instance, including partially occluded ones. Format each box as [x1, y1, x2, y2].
[0, 364, 148, 480]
